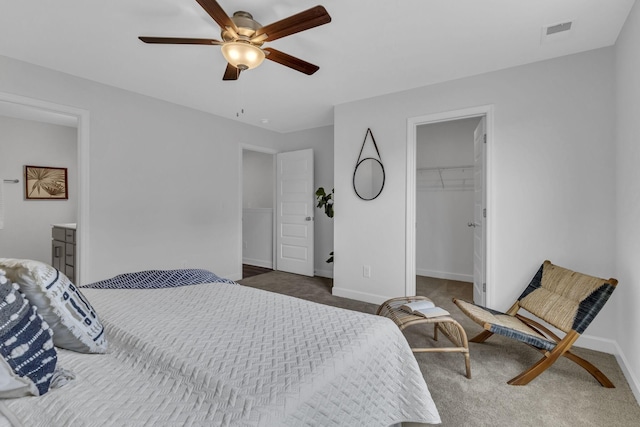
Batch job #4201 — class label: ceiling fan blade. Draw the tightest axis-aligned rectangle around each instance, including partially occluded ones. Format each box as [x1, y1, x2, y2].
[264, 48, 319, 75]
[253, 5, 331, 42]
[139, 36, 222, 45]
[223, 63, 240, 80]
[195, 0, 238, 33]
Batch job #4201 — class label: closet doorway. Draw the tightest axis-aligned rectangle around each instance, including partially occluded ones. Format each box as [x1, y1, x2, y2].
[407, 106, 492, 307]
[415, 117, 480, 299]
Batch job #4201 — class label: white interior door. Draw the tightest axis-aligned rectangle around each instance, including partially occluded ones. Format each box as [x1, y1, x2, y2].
[276, 149, 314, 276]
[472, 117, 486, 305]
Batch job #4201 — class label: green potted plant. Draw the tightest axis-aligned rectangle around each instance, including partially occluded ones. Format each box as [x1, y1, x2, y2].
[315, 187, 334, 263]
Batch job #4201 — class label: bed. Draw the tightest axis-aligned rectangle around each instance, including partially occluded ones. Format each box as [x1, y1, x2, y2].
[0, 262, 440, 426]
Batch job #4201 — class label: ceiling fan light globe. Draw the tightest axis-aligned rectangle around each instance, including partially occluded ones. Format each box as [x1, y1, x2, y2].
[221, 42, 265, 70]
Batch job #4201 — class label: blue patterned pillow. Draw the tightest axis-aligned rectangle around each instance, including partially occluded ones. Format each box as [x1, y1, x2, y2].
[0, 259, 107, 354]
[0, 270, 57, 397]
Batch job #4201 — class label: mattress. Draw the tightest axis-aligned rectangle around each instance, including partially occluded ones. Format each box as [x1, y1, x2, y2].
[0, 282, 440, 426]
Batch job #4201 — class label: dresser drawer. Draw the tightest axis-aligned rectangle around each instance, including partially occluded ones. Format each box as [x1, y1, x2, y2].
[65, 265, 75, 284]
[65, 243, 75, 266]
[52, 227, 75, 243]
[52, 240, 64, 270]
[52, 225, 77, 283]
[52, 227, 66, 241]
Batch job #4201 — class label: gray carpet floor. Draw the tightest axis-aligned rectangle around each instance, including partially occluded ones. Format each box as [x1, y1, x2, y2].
[238, 271, 640, 426]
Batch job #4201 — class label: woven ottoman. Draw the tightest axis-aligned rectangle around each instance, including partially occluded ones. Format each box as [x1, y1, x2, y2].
[377, 296, 471, 378]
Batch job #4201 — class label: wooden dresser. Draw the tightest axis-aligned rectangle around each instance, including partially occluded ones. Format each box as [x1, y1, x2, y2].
[52, 224, 76, 283]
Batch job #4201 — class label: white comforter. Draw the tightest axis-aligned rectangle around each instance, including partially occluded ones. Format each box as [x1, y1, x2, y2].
[1, 283, 440, 426]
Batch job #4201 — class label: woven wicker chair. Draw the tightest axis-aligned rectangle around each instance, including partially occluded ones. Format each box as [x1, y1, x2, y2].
[453, 260, 617, 386]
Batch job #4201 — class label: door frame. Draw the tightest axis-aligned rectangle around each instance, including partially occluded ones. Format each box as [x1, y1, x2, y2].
[0, 91, 90, 284]
[238, 144, 277, 278]
[406, 105, 494, 306]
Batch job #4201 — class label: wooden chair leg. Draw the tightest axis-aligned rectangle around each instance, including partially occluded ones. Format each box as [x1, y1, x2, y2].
[507, 353, 560, 385]
[470, 330, 493, 343]
[508, 331, 579, 386]
[563, 351, 615, 388]
[463, 352, 472, 379]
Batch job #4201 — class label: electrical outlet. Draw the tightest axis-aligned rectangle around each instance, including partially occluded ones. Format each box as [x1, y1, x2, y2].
[363, 265, 371, 278]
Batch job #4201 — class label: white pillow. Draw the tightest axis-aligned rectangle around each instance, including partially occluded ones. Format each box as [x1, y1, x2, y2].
[0, 259, 107, 354]
[0, 270, 57, 397]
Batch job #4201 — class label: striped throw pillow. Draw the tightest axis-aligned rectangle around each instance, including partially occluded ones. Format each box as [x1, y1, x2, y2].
[0, 270, 57, 397]
[0, 259, 107, 354]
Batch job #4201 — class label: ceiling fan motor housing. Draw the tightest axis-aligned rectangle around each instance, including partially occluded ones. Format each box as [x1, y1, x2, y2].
[222, 11, 263, 43]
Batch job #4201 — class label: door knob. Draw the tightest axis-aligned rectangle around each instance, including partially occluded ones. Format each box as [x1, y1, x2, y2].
[305, 216, 313, 221]
[467, 222, 479, 228]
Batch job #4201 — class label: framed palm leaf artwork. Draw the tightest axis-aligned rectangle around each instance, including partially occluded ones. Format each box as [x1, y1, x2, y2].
[24, 165, 68, 200]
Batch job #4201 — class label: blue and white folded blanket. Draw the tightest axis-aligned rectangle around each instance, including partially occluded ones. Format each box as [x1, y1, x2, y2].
[83, 269, 236, 289]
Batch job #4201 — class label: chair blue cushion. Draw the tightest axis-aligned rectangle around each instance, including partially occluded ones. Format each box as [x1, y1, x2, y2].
[487, 323, 556, 351]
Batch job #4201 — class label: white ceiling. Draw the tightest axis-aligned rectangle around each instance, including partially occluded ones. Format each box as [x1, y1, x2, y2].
[0, 0, 635, 133]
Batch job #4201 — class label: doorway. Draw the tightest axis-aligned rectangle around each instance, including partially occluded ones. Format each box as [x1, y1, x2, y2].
[241, 147, 276, 278]
[239, 146, 316, 279]
[0, 92, 90, 284]
[406, 106, 493, 306]
[415, 116, 479, 285]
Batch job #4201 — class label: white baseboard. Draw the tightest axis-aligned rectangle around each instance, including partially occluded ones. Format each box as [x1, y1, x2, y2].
[331, 286, 392, 305]
[242, 258, 273, 269]
[613, 342, 640, 405]
[574, 333, 617, 354]
[416, 268, 472, 282]
[573, 335, 640, 405]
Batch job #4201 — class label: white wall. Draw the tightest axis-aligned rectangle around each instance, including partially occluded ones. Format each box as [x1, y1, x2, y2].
[334, 47, 617, 349]
[242, 150, 274, 268]
[416, 119, 477, 169]
[416, 118, 478, 281]
[242, 208, 273, 269]
[615, 0, 640, 402]
[0, 116, 77, 263]
[243, 150, 273, 209]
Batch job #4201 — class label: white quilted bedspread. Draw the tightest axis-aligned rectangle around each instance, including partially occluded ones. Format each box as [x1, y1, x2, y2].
[1, 283, 440, 426]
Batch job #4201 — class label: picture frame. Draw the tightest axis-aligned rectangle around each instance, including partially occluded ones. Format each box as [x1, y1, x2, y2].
[24, 165, 68, 200]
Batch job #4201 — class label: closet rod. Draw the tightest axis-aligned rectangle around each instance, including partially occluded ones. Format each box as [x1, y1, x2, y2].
[416, 165, 473, 172]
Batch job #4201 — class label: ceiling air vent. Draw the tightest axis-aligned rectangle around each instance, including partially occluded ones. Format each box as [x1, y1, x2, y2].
[546, 21, 572, 35]
[541, 20, 574, 44]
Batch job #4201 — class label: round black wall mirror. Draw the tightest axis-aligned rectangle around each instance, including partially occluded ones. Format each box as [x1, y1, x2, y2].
[353, 157, 385, 200]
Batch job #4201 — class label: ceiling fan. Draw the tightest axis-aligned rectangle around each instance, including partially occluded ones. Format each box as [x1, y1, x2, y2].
[139, 0, 331, 81]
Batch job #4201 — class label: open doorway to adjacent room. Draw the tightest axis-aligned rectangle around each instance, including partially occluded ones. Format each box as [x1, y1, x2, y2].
[241, 147, 276, 279]
[407, 106, 492, 307]
[0, 93, 89, 284]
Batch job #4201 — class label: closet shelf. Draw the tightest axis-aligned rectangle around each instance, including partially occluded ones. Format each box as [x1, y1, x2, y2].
[417, 165, 474, 191]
